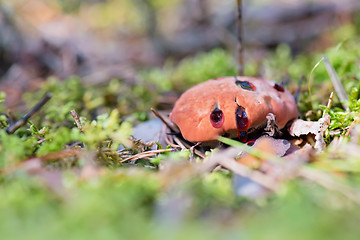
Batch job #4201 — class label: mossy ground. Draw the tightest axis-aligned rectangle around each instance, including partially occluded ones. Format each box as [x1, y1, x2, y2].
[2, 3, 360, 239]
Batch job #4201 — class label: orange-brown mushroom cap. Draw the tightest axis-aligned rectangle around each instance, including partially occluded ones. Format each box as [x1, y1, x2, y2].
[169, 76, 298, 142]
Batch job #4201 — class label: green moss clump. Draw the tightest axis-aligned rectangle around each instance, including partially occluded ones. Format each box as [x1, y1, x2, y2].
[142, 48, 237, 91]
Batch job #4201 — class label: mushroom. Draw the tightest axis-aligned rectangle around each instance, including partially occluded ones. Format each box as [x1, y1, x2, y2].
[169, 76, 298, 142]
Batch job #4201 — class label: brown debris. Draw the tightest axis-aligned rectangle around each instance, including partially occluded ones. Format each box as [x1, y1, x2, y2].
[120, 149, 173, 163]
[264, 113, 279, 137]
[38, 149, 82, 161]
[70, 109, 83, 132]
[288, 114, 331, 151]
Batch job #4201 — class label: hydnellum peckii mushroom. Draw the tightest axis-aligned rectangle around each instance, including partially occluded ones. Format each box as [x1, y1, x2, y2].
[170, 76, 299, 143]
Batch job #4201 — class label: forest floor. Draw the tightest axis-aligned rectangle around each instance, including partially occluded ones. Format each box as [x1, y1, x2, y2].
[1, 1, 360, 239]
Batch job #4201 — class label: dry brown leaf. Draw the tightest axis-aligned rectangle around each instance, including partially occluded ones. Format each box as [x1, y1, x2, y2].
[288, 114, 331, 151]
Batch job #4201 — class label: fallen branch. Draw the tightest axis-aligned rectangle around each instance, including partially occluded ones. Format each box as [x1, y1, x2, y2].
[6, 93, 52, 134]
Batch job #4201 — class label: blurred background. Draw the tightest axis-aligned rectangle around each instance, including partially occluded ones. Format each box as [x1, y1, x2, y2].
[2, 2, 360, 239]
[1, 0, 359, 109]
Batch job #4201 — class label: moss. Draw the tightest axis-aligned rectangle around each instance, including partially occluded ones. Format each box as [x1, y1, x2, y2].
[2, 19, 360, 239]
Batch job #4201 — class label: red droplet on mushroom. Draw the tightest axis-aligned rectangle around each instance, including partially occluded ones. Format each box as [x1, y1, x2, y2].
[210, 107, 224, 128]
[239, 131, 248, 143]
[274, 83, 285, 92]
[235, 106, 249, 130]
[236, 106, 249, 142]
[235, 80, 256, 91]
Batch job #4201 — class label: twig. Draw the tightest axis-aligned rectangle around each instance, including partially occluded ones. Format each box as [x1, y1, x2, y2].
[345, 112, 360, 137]
[190, 142, 201, 154]
[151, 108, 178, 132]
[70, 109, 83, 131]
[326, 92, 334, 110]
[328, 129, 343, 136]
[151, 108, 205, 158]
[120, 149, 173, 163]
[323, 55, 349, 111]
[162, 125, 180, 148]
[6, 93, 52, 134]
[37, 138, 47, 144]
[38, 149, 82, 161]
[173, 136, 187, 150]
[174, 136, 206, 158]
[236, 0, 244, 75]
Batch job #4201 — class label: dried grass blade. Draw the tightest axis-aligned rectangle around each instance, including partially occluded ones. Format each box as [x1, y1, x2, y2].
[120, 149, 172, 163]
[323, 55, 349, 111]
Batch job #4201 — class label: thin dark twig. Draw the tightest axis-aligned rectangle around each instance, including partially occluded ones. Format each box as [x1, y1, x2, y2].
[151, 108, 178, 132]
[6, 93, 52, 134]
[162, 124, 180, 148]
[151, 108, 205, 158]
[236, 0, 244, 75]
[173, 136, 206, 158]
